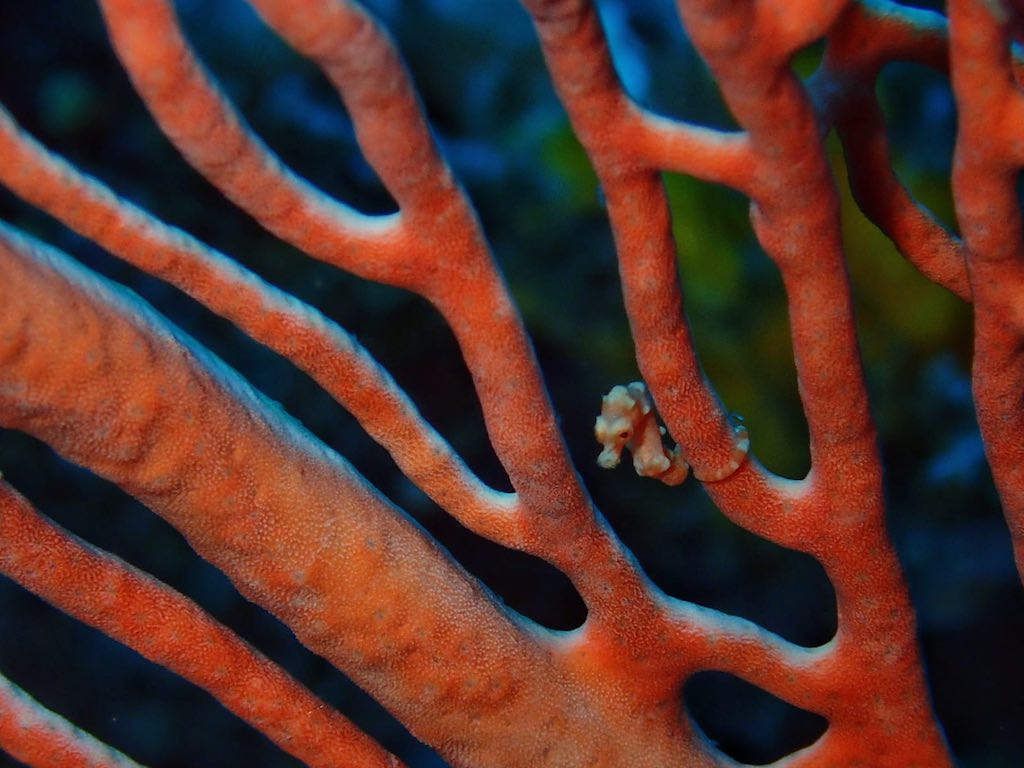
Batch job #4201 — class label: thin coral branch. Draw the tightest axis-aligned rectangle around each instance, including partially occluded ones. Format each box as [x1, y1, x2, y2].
[816, 0, 1024, 302]
[950, 0, 1024, 581]
[817, 2, 971, 299]
[245, 0, 458, 219]
[520, 0, 768, 493]
[678, 0, 877, 497]
[619, 110, 757, 192]
[662, 603, 829, 706]
[95, 0, 406, 286]
[0, 103, 524, 552]
[601, 169, 761, 488]
[0, 480, 403, 768]
[0, 671, 144, 768]
[831, 0, 949, 74]
[234, 0, 574, 511]
[826, 84, 971, 299]
[837, 0, 1023, 85]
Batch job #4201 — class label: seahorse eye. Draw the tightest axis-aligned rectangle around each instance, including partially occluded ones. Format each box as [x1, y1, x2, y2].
[619, 430, 631, 440]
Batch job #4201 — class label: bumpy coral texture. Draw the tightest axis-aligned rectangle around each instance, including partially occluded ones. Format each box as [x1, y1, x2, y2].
[1, 0, 1023, 766]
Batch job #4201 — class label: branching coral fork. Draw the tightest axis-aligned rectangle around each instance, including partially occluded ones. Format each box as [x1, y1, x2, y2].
[811, 1, 971, 299]
[671, 0, 953, 763]
[0, 228, 649, 767]
[0, 104, 520, 549]
[520, 0, 766, 497]
[93, 0, 814, 713]
[810, 0, 1024, 305]
[87, 0, 674, 633]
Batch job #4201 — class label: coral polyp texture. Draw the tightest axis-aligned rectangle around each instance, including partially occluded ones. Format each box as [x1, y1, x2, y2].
[1, 0, 1022, 766]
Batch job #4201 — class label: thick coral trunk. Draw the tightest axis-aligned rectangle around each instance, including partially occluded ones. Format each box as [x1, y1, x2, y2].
[0, 229, 706, 767]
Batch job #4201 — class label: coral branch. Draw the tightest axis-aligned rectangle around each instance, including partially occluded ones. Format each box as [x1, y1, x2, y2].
[817, 0, 1023, 302]
[827, 86, 970, 299]
[0, 226, 600, 767]
[814, 3, 971, 298]
[245, 0, 455, 218]
[676, 0, 877, 495]
[521, 0, 768, 493]
[0, 480, 403, 768]
[95, 0, 405, 285]
[0, 222, 725, 766]
[755, 0, 850, 59]
[950, 0, 1024, 580]
[0, 672, 143, 768]
[0, 103, 524, 551]
[96, 0, 672, 631]
[620, 110, 757, 193]
[828, 1, 949, 74]
[0, 0, 1019, 763]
